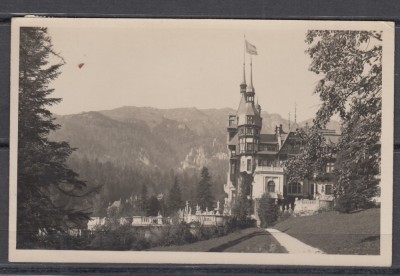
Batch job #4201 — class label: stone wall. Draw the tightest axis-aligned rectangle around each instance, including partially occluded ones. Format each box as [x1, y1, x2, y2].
[293, 198, 334, 216]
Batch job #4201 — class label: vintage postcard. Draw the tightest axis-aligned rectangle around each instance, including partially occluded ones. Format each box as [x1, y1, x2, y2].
[9, 18, 394, 266]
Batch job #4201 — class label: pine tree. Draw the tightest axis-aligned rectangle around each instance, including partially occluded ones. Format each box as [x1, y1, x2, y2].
[167, 176, 184, 216]
[196, 167, 214, 210]
[17, 27, 91, 247]
[139, 183, 148, 214]
[147, 195, 161, 216]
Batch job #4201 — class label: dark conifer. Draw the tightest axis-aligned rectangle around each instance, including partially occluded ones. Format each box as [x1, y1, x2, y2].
[17, 27, 91, 247]
[167, 176, 184, 215]
[196, 167, 214, 210]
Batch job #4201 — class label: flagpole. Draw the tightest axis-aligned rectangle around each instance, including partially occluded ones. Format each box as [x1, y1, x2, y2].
[243, 34, 246, 66]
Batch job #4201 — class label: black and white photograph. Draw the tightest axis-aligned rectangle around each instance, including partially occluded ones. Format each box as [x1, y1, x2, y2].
[9, 18, 394, 266]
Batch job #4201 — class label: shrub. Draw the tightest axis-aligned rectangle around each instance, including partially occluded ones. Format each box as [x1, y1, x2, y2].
[232, 194, 252, 228]
[258, 193, 278, 228]
[163, 222, 195, 246]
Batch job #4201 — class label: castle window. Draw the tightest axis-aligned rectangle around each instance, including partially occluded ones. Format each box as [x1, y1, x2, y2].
[326, 162, 334, 173]
[267, 181, 275, 193]
[246, 143, 254, 152]
[247, 159, 251, 171]
[246, 127, 253, 135]
[246, 115, 254, 124]
[228, 116, 235, 126]
[325, 184, 333, 195]
[239, 127, 244, 135]
[288, 182, 302, 194]
[231, 163, 236, 174]
[239, 143, 245, 153]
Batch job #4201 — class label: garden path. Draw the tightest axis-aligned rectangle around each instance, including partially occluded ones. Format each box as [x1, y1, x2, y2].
[266, 228, 324, 254]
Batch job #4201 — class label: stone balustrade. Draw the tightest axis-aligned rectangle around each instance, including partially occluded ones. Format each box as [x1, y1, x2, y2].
[87, 214, 228, 230]
[254, 165, 284, 173]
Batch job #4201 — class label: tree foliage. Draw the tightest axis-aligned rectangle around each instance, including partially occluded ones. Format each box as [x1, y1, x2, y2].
[167, 176, 184, 215]
[147, 195, 161, 216]
[285, 30, 382, 212]
[196, 167, 214, 210]
[17, 27, 92, 247]
[257, 193, 278, 228]
[231, 190, 252, 227]
[139, 183, 148, 214]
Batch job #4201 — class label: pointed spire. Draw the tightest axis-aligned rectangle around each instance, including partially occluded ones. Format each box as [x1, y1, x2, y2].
[241, 62, 246, 85]
[289, 112, 291, 130]
[294, 102, 297, 124]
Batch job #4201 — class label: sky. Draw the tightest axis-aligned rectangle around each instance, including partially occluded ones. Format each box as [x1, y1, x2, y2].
[44, 19, 326, 122]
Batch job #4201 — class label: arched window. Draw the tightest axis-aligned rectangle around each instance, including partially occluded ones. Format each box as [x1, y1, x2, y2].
[288, 182, 302, 194]
[267, 181, 275, 193]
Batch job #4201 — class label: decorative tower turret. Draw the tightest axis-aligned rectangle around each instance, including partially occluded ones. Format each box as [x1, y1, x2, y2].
[224, 39, 262, 215]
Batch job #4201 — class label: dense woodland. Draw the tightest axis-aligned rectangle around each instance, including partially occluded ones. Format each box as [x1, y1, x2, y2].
[66, 155, 225, 217]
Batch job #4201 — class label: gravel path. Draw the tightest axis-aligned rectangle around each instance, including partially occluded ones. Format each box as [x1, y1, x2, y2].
[266, 228, 324, 254]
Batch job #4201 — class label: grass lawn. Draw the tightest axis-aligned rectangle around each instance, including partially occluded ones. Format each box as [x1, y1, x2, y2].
[148, 227, 287, 253]
[273, 208, 380, 255]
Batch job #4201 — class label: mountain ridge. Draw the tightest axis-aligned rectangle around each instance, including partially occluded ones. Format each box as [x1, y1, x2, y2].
[49, 106, 340, 205]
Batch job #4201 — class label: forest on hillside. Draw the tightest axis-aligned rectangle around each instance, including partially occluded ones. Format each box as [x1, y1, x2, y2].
[66, 155, 226, 217]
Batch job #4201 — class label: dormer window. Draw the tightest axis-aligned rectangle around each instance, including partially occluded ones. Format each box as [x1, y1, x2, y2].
[247, 115, 254, 124]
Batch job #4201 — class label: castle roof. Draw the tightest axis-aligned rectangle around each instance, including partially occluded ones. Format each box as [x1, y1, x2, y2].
[260, 134, 277, 143]
[236, 102, 262, 126]
[227, 133, 238, 146]
[257, 150, 277, 155]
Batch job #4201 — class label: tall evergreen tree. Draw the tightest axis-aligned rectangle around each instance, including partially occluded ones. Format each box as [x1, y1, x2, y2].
[196, 167, 214, 210]
[147, 195, 161, 216]
[17, 27, 91, 247]
[139, 183, 148, 214]
[167, 176, 184, 216]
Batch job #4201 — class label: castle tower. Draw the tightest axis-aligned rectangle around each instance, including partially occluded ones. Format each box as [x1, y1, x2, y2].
[224, 58, 263, 214]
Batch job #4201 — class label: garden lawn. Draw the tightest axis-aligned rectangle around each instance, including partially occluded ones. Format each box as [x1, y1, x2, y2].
[149, 227, 287, 253]
[273, 208, 380, 255]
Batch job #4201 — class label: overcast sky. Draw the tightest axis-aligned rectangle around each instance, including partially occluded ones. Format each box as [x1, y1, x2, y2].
[44, 20, 330, 121]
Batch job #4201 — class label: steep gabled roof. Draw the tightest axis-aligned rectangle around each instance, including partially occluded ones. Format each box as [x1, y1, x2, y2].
[228, 133, 238, 146]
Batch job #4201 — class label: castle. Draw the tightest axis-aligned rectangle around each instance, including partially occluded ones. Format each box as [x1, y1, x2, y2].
[223, 59, 339, 220]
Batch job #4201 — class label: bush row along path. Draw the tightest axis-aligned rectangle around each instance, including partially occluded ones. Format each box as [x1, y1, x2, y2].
[149, 227, 324, 253]
[149, 228, 287, 253]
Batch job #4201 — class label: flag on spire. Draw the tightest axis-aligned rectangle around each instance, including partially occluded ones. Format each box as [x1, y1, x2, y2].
[245, 40, 258, 55]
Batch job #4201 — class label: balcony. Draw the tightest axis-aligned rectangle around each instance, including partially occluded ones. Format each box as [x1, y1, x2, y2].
[254, 165, 284, 173]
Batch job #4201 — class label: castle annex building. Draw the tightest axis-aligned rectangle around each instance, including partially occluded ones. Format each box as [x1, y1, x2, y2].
[223, 59, 339, 219]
